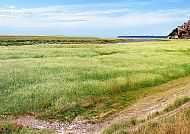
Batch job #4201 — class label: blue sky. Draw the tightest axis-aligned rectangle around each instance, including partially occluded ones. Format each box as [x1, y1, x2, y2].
[0, 0, 190, 37]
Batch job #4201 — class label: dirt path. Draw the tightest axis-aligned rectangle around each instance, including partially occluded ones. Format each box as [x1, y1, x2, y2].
[12, 77, 190, 134]
[98, 77, 190, 133]
[125, 101, 190, 133]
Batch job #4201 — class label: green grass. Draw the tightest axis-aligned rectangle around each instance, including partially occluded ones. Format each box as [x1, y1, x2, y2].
[146, 97, 190, 120]
[0, 35, 138, 46]
[104, 106, 190, 134]
[164, 97, 190, 112]
[0, 39, 190, 122]
[103, 97, 190, 134]
[0, 35, 165, 46]
[135, 106, 190, 134]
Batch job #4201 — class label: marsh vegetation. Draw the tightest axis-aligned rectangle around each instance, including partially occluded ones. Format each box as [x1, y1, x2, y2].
[0, 37, 190, 133]
[1, 39, 190, 121]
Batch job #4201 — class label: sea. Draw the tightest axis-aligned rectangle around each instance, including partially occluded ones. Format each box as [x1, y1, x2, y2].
[117, 36, 168, 39]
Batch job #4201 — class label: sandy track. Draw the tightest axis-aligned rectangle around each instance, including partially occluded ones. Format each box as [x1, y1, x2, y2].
[12, 77, 190, 134]
[125, 101, 190, 133]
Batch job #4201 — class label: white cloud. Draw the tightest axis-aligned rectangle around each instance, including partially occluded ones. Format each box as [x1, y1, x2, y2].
[0, 3, 189, 31]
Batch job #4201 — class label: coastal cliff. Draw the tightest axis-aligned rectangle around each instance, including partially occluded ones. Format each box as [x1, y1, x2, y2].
[168, 18, 190, 39]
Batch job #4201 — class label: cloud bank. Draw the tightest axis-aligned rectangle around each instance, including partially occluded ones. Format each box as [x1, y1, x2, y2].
[0, 2, 189, 36]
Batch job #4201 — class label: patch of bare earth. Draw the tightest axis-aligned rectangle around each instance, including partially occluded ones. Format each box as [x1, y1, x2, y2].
[12, 116, 102, 134]
[11, 77, 190, 134]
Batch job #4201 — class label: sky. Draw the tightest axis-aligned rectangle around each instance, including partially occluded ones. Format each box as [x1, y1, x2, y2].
[0, 0, 190, 37]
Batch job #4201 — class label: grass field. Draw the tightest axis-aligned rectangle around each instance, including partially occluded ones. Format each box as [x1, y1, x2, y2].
[0, 36, 120, 46]
[0, 36, 121, 46]
[0, 36, 164, 46]
[0, 39, 190, 123]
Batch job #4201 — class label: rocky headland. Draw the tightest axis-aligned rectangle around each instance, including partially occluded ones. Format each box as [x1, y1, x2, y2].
[169, 18, 190, 39]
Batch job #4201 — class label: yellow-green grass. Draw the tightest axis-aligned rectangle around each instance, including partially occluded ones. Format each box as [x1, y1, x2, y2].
[0, 35, 165, 46]
[0, 36, 118, 46]
[103, 106, 190, 134]
[135, 106, 190, 134]
[0, 35, 125, 46]
[103, 97, 190, 134]
[0, 40, 190, 121]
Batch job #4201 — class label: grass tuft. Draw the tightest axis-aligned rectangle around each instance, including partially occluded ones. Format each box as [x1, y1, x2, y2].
[164, 97, 190, 112]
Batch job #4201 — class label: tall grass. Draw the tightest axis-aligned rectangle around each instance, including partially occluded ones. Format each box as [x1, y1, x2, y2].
[104, 106, 190, 134]
[136, 106, 190, 134]
[164, 97, 190, 112]
[0, 36, 136, 46]
[103, 97, 190, 134]
[0, 40, 190, 121]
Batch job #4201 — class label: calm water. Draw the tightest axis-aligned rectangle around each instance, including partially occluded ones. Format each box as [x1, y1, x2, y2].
[117, 36, 168, 39]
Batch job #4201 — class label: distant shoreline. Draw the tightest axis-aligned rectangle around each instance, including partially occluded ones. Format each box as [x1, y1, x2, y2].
[117, 36, 168, 39]
[0, 35, 167, 46]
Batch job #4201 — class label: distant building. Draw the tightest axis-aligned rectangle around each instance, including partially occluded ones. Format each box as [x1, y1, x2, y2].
[168, 18, 190, 39]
